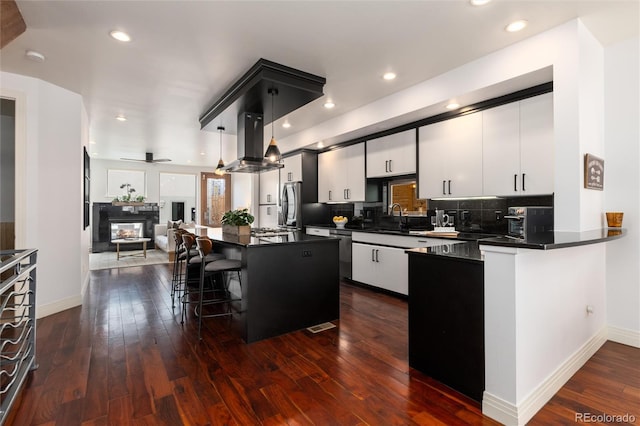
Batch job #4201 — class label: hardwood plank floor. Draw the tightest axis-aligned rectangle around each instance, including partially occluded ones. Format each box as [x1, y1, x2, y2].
[6, 264, 639, 425]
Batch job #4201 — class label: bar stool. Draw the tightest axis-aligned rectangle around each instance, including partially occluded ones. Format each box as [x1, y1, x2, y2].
[170, 229, 188, 310]
[180, 233, 204, 324]
[193, 237, 242, 340]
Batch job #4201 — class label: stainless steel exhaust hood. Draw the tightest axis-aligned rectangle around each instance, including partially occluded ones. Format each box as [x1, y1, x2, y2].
[199, 59, 325, 173]
[222, 112, 284, 173]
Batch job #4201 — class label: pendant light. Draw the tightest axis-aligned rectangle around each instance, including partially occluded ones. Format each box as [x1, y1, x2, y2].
[264, 88, 281, 162]
[214, 126, 225, 175]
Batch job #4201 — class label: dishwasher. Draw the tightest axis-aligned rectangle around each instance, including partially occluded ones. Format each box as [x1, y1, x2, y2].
[330, 228, 352, 280]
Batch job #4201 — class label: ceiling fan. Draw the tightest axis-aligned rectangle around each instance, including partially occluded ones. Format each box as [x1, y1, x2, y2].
[120, 152, 171, 163]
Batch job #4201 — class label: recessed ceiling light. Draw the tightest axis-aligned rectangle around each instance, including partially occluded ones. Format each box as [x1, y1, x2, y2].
[324, 101, 335, 109]
[89, 140, 96, 145]
[115, 115, 127, 121]
[25, 50, 45, 62]
[200, 152, 205, 156]
[282, 121, 291, 129]
[383, 72, 397, 81]
[317, 142, 324, 149]
[470, 0, 491, 6]
[109, 30, 131, 42]
[506, 20, 528, 33]
[446, 102, 460, 110]
[187, 160, 192, 164]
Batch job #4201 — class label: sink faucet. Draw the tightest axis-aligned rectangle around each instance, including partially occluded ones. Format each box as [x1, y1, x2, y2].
[390, 203, 404, 229]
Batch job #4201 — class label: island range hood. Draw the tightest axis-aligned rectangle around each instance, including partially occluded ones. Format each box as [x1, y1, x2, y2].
[199, 59, 326, 173]
[222, 112, 284, 173]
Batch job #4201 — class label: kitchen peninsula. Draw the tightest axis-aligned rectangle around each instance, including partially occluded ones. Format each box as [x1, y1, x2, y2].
[193, 228, 339, 343]
[406, 228, 626, 425]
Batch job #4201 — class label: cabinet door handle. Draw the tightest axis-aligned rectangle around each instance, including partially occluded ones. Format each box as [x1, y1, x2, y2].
[267, 194, 271, 203]
[371, 249, 375, 262]
[347, 189, 351, 199]
[448, 180, 452, 195]
[289, 172, 293, 181]
[375, 249, 379, 263]
[522, 173, 526, 191]
[329, 190, 332, 201]
[385, 160, 388, 173]
[514, 174, 518, 192]
[267, 206, 271, 215]
[443, 180, 446, 195]
[388, 160, 392, 173]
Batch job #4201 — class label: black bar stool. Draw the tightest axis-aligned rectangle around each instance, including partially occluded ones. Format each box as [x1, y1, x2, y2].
[170, 229, 188, 310]
[194, 237, 242, 340]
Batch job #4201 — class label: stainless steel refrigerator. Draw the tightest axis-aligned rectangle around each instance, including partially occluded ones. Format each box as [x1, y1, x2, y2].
[279, 181, 302, 229]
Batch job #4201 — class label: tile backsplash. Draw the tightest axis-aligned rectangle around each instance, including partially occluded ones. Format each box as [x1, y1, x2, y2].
[430, 194, 554, 234]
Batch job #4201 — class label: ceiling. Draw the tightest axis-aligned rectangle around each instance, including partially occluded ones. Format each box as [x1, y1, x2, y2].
[1, 1, 638, 167]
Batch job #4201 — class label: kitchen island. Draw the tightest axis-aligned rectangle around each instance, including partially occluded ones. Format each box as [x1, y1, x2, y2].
[192, 228, 339, 343]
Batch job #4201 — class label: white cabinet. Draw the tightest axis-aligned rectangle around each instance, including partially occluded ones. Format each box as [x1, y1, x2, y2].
[318, 143, 365, 202]
[352, 242, 408, 295]
[259, 169, 280, 205]
[519, 92, 554, 195]
[483, 92, 554, 196]
[366, 129, 416, 178]
[281, 154, 303, 183]
[418, 113, 483, 199]
[351, 232, 455, 296]
[482, 102, 520, 196]
[259, 205, 278, 228]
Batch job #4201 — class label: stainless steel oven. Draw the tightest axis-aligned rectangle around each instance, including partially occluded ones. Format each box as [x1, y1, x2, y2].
[505, 206, 553, 239]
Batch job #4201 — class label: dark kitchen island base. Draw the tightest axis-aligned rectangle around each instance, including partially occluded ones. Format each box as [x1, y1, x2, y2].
[408, 250, 485, 403]
[200, 228, 340, 343]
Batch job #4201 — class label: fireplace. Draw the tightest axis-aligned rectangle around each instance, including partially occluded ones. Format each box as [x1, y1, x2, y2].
[92, 203, 159, 253]
[111, 222, 144, 240]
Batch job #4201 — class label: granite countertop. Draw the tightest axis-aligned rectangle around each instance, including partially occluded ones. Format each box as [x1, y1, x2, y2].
[307, 224, 499, 242]
[406, 241, 484, 263]
[478, 228, 626, 250]
[196, 227, 337, 248]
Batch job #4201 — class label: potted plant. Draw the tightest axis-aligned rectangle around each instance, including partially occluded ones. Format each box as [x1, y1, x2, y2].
[221, 208, 254, 235]
[112, 183, 146, 205]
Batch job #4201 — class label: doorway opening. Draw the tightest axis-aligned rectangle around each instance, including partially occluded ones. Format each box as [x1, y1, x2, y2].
[0, 98, 15, 251]
[201, 172, 231, 227]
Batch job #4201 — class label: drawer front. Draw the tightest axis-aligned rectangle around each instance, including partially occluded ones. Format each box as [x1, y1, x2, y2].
[306, 227, 330, 237]
[352, 232, 443, 249]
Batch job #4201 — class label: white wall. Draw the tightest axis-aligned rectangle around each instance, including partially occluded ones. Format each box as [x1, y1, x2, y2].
[1, 72, 89, 318]
[482, 244, 607, 425]
[604, 36, 640, 346]
[90, 158, 255, 226]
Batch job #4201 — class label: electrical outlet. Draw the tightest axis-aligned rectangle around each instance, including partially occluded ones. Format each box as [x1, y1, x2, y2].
[495, 210, 502, 221]
[302, 250, 312, 257]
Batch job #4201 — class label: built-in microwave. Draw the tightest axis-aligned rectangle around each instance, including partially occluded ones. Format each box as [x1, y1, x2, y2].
[505, 206, 553, 239]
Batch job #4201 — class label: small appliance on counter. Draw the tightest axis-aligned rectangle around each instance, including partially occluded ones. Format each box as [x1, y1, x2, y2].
[505, 206, 553, 239]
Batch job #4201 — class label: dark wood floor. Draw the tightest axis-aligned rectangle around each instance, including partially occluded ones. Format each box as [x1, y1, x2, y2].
[6, 264, 639, 425]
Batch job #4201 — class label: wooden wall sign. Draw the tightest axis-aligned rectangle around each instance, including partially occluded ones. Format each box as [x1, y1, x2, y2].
[584, 153, 604, 190]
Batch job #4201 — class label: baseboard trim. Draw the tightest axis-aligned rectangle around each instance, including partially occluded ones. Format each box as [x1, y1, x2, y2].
[483, 327, 607, 425]
[37, 294, 82, 319]
[608, 325, 640, 348]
